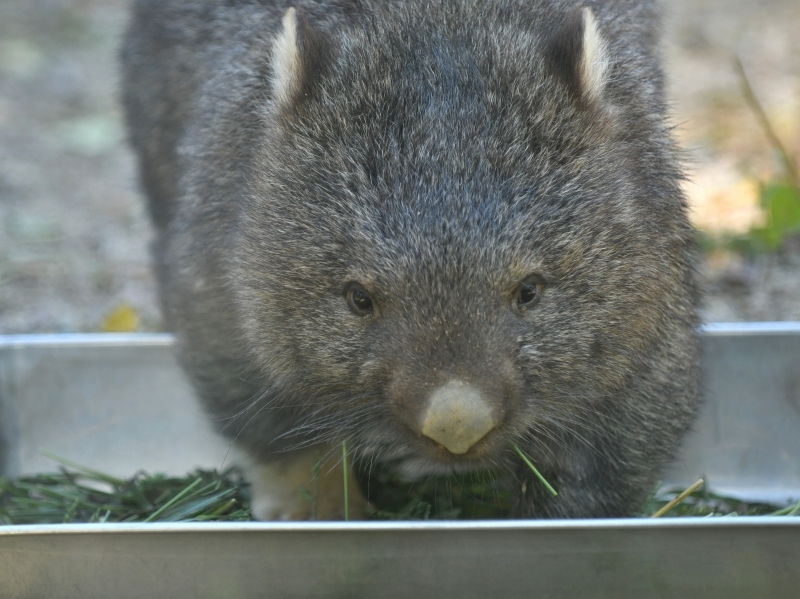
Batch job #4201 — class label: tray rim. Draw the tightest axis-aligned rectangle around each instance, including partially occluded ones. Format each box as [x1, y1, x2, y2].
[1, 321, 799, 350]
[1, 516, 798, 536]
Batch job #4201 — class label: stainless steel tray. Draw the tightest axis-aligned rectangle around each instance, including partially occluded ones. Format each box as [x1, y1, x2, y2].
[0, 333, 230, 479]
[1, 324, 799, 598]
[2, 323, 800, 500]
[1, 519, 799, 598]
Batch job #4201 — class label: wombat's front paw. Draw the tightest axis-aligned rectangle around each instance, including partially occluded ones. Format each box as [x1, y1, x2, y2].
[240, 446, 371, 521]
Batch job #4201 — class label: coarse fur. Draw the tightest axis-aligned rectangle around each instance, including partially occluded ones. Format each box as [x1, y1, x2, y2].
[122, 0, 701, 519]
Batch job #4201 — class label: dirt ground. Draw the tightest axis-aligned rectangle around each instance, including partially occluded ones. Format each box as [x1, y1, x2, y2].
[1, 0, 799, 334]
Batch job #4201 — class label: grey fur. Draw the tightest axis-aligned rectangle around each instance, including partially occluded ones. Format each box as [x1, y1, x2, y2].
[122, 0, 701, 518]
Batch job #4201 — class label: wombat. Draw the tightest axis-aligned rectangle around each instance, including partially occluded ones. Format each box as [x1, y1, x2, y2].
[122, 0, 701, 520]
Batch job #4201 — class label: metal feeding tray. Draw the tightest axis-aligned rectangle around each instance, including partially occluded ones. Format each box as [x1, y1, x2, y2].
[1, 323, 799, 598]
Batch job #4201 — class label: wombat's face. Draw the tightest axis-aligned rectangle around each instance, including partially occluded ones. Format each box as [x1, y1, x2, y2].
[234, 7, 694, 474]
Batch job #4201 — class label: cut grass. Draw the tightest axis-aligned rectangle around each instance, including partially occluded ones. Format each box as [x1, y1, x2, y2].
[361, 466, 515, 520]
[0, 460, 252, 525]
[642, 483, 800, 519]
[1, 455, 797, 524]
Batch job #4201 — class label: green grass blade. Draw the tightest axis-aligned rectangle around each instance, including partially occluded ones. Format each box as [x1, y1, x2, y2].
[512, 445, 557, 497]
[40, 450, 126, 486]
[143, 477, 203, 522]
[343, 440, 350, 521]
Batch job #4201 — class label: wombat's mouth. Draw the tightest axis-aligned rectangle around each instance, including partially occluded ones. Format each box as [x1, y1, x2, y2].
[387, 436, 510, 480]
[354, 414, 513, 480]
[385, 418, 513, 476]
[384, 378, 518, 466]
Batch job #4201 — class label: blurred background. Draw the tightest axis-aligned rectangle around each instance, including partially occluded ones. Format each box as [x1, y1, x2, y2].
[0, 0, 798, 334]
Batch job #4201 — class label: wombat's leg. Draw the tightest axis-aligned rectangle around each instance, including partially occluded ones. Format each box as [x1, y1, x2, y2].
[239, 446, 371, 521]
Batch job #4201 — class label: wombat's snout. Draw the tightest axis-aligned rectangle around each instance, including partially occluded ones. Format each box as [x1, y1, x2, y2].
[420, 380, 497, 454]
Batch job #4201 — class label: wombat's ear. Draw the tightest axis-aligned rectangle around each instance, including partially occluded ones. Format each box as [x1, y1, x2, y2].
[545, 7, 610, 105]
[271, 7, 327, 108]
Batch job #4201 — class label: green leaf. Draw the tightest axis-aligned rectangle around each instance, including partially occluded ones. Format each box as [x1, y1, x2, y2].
[748, 183, 800, 251]
[763, 183, 800, 227]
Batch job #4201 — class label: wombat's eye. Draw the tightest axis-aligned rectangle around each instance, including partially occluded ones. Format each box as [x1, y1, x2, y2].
[346, 284, 374, 316]
[515, 276, 543, 310]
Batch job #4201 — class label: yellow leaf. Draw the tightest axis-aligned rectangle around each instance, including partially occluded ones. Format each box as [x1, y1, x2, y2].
[101, 304, 140, 333]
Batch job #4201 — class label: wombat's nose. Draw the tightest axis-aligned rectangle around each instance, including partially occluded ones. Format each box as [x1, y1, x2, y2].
[421, 380, 496, 454]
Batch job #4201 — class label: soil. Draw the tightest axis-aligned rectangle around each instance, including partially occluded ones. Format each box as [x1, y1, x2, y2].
[1, 0, 798, 334]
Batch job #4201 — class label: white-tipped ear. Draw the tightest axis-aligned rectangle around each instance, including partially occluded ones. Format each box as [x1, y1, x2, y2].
[272, 8, 301, 106]
[579, 8, 610, 102]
